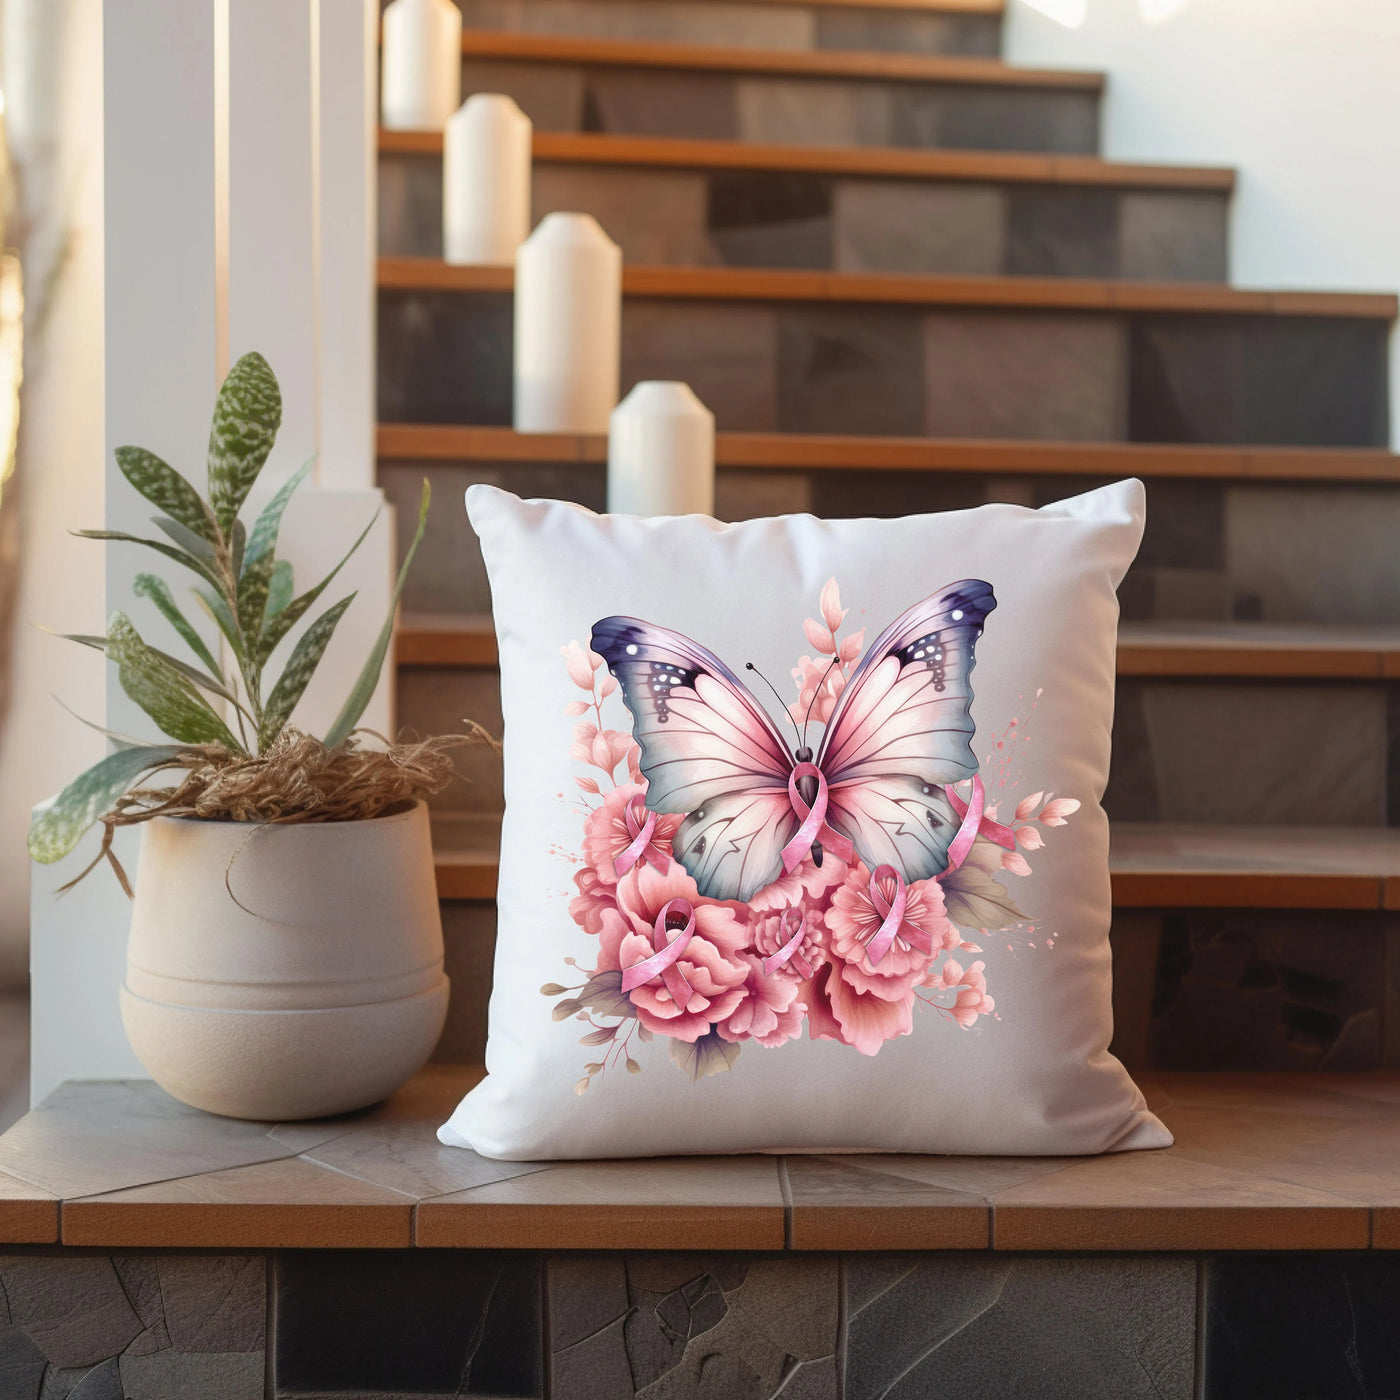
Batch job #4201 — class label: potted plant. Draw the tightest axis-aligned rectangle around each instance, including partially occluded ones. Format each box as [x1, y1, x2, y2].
[29, 352, 491, 1120]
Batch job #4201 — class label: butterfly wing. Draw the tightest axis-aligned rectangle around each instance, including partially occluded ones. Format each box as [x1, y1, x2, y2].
[816, 580, 996, 883]
[591, 616, 798, 901]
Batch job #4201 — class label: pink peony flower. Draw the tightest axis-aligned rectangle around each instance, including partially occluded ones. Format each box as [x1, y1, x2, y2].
[925, 957, 995, 1027]
[581, 783, 681, 886]
[824, 866, 952, 997]
[746, 850, 849, 913]
[595, 863, 748, 1043]
[803, 961, 914, 1056]
[748, 904, 828, 982]
[716, 954, 807, 1048]
[569, 866, 615, 936]
[789, 653, 848, 726]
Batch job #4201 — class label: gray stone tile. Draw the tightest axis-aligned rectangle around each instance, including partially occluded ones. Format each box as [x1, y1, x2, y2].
[0, 1325, 46, 1400]
[1119, 191, 1229, 282]
[120, 1351, 262, 1400]
[381, 459, 607, 616]
[894, 87, 1100, 154]
[550, 1255, 838, 1400]
[535, 164, 712, 266]
[844, 1255, 1195, 1400]
[777, 306, 925, 436]
[816, 10, 999, 57]
[0, 1258, 142, 1369]
[377, 290, 514, 425]
[734, 77, 891, 147]
[923, 312, 1128, 440]
[707, 172, 832, 270]
[714, 469, 814, 523]
[832, 179, 1005, 275]
[155, 1257, 264, 1354]
[434, 900, 498, 1064]
[622, 301, 779, 431]
[44, 1360, 121, 1400]
[1223, 484, 1400, 623]
[1130, 680, 1387, 825]
[1005, 186, 1119, 278]
[588, 69, 738, 140]
[395, 666, 504, 812]
[1148, 910, 1385, 1071]
[460, 58, 587, 132]
[378, 152, 442, 259]
[109, 1260, 168, 1357]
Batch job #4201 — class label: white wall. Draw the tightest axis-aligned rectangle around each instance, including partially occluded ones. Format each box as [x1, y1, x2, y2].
[0, 0, 104, 983]
[1005, 0, 1400, 446]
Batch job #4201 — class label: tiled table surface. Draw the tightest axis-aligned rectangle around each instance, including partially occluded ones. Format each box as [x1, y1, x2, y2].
[1, 1066, 1400, 1252]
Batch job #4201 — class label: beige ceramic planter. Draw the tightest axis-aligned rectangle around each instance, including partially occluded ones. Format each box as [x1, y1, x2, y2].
[121, 801, 448, 1120]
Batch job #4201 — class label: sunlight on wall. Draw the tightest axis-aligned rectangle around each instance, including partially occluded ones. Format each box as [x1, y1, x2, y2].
[1019, 0, 1088, 26]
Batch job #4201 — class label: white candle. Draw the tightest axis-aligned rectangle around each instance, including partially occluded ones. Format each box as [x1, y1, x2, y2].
[443, 94, 532, 267]
[381, 0, 462, 132]
[608, 382, 716, 517]
[514, 213, 621, 435]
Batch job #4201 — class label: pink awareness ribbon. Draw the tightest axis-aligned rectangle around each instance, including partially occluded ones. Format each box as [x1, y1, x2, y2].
[620, 897, 703, 1013]
[781, 762, 855, 873]
[942, 776, 1017, 873]
[612, 797, 661, 878]
[763, 908, 814, 979]
[862, 864, 915, 968]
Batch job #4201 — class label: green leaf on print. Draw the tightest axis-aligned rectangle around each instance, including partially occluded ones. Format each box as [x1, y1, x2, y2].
[941, 852, 1026, 930]
[207, 351, 282, 535]
[669, 1030, 740, 1082]
[28, 744, 187, 864]
[107, 612, 241, 750]
[116, 447, 219, 543]
[578, 970, 635, 1020]
[258, 593, 355, 749]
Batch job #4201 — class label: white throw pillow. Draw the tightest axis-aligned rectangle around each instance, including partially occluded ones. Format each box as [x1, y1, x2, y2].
[440, 480, 1170, 1160]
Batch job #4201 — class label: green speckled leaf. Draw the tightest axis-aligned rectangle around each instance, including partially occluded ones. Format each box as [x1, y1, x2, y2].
[237, 555, 272, 641]
[153, 515, 217, 565]
[258, 594, 355, 750]
[76, 530, 221, 591]
[133, 574, 222, 678]
[265, 559, 294, 619]
[192, 586, 242, 656]
[208, 352, 282, 535]
[322, 480, 429, 749]
[116, 447, 218, 542]
[28, 744, 185, 864]
[107, 613, 240, 749]
[245, 458, 311, 568]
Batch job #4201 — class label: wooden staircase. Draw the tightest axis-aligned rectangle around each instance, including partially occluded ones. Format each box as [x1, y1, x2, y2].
[375, 0, 1400, 1082]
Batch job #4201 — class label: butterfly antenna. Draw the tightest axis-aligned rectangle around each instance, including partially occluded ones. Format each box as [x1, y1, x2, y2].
[802, 655, 842, 747]
[745, 663, 803, 748]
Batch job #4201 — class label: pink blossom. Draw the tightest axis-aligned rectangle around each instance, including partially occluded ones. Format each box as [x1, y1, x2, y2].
[819, 577, 847, 635]
[581, 783, 681, 886]
[1015, 826, 1044, 851]
[803, 961, 915, 1056]
[565, 700, 591, 717]
[570, 722, 635, 776]
[788, 654, 848, 726]
[748, 904, 828, 981]
[824, 866, 953, 996]
[569, 866, 615, 935]
[574, 776, 600, 795]
[595, 863, 748, 1043]
[746, 850, 849, 913]
[561, 640, 604, 690]
[1002, 850, 1032, 877]
[716, 954, 807, 1048]
[1014, 791, 1044, 821]
[804, 618, 837, 656]
[925, 957, 995, 1027]
[838, 630, 864, 664]
[1040, 796, 1080, 826]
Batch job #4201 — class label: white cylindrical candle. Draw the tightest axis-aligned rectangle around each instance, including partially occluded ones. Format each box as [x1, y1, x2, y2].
[608, 382, 716, 517]
[381, 0, 462, 132]
[443, 94, 532, 266]
[514, 212, 622, 434]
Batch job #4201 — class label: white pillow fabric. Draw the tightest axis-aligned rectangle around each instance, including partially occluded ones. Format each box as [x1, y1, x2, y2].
[440, 480, 1170, 1160]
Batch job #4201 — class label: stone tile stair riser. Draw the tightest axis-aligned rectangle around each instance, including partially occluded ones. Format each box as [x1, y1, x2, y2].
[376, 291, 1391, 447]
[453, 0, 1003, 57]
[456, 56, 1101, 153]
[380, 149, 1229, 282]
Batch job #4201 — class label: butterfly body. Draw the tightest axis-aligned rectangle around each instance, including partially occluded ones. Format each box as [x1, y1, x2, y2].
[591, 580, 995, 903]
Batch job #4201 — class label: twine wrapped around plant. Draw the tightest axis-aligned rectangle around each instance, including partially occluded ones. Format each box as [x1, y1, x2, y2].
[66, 724, 499, 896]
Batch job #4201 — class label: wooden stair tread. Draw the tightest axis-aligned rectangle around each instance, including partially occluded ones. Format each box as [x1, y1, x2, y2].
[378, 425, 1400, 483]
[380, 128, 1236, 193]
[458, 30, 1099, 89]
[428, 817, 1400, 910]
[14, 1068, 1400, 1251]
[378, 258, 1398, 318]
[403, 614, 1400, 678]
[718, 0, 1003, 12]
